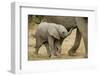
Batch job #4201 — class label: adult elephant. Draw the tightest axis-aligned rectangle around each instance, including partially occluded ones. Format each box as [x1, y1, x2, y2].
[41, 16, 88, 58]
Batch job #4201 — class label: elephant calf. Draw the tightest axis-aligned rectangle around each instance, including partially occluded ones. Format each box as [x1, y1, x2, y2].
[34, 22, 72, 57]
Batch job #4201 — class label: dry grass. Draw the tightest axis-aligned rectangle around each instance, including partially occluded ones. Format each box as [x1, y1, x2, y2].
[28, 24, 85, 61]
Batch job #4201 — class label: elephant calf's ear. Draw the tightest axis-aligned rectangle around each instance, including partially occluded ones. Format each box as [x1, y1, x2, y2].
[48, 26, 60, 40]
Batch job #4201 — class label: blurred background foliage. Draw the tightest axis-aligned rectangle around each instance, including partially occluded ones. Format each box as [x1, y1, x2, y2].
[28, 15, 44, 27]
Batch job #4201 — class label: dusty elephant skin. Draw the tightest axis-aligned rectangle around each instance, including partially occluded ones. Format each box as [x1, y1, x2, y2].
[42, 16, 88, 58]
[34, 22, 71, 57]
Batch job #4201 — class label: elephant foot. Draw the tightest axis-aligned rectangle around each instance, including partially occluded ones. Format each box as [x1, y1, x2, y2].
[48, 54, 51, 58]
[50, 55, 57, 58]
[58, 50, 61, 54]
[84, 55, 88, 58]
[56, 51, 61, 56]
[53, 51, 61, 56]
[68, 50, 77, 56]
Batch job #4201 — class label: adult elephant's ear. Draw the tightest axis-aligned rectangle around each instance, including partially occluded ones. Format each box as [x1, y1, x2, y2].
[48, 26, 60, 40]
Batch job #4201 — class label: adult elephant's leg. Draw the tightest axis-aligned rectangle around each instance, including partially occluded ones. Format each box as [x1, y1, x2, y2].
[82, 33, 88, 58]
[68, 28, 82, 56]
[76, 17, 88, 58]
[44, 43, 51, 57]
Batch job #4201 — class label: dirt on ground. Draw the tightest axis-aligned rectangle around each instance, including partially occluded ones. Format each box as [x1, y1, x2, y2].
[28, 24, 85, 61]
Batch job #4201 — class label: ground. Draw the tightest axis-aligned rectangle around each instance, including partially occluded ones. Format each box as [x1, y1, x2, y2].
[28, 24, 85, 61]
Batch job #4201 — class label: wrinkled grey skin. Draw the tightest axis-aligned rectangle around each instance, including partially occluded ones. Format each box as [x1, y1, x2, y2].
[34, 22, 70, 57]
[54, 39, 64, 56]
[42, 16, 88, 58]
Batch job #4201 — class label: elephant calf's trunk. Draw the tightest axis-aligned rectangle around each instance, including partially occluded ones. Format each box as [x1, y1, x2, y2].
[67, 28, 74, 36]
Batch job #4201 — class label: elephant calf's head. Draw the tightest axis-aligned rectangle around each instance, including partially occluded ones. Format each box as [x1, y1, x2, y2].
[57, 25, 68, 39]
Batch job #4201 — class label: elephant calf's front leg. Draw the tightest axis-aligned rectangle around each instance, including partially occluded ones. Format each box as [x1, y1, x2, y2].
[54, 40, 62, 56]
[44, 43, 51, 57]
[48, 36, 56, 57]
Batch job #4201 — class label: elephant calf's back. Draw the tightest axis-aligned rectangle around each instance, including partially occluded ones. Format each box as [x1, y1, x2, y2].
[35, 22, 49, 40]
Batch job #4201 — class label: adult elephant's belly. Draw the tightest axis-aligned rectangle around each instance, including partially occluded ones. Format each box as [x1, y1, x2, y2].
[45, 16, 77, 30]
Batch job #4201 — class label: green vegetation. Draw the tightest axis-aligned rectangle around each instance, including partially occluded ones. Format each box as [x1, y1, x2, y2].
[28, 15, 45, 29]
[28, 15, 44, 24]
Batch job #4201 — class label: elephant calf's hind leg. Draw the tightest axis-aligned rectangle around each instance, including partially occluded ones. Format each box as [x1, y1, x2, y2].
[34, 39, 43, 55]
